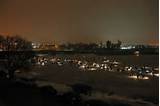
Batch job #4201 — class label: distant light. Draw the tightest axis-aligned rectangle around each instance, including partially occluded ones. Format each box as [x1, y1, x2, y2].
[143, 77, 149, 80]
[96, 64, 100, 68]
[33, 46, 37, 49]
[120, 46, 135, 50]
[128, 75, 149, 80]
[41, 62, 45, 66]
[128, 75, 137, 79]
[113, 61, 120, 65]
[134, 51, 140, 56]
[100, 67, 103, 69]
[146, 70, 150, 73]
[103, 60, 109, 63]
[154, 74, 159, 77]
[120, 46, 131, 50]
[57, 62, 63, 66]
[154, 68, 159, 71]
[79, 65, 85, 69]
[88, 67, 97, 71]
[128, 67, 132, 71]
[135, 51, 140, 54]
[146, 72, 153, 76]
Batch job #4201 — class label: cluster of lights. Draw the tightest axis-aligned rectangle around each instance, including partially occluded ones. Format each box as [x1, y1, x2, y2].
[32, 43, 41, 49]
[34, 56, 159, 80]
[77, 60, 120, 72]
[128, 75, 149, 80]
[120, 46, 135, 50]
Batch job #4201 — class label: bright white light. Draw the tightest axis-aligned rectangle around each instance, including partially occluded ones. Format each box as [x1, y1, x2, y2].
[88, 68, 97, 71]
[96, 64, 100, 68]
[142, 77, 149, 80]
[154, 74, 159, 77]
[146, 70, 150, 73]
[115, 65, 118, 67]
[41, 62, 45, 66]
[104, 65, 107, 69]
[78, 61, 82, 65]
[128, 67, 132, 71]
[128, 75, 137, 79]
[57, 62, 62, 66]
[121, 46, 131, 50]
[128, 75, 149, 80]
[113, 61, 119, 64]
[33, 45, 37, 49]
[79, 65, 85, 69]
[103, 60, 109, 63]
[101, 64, 104, 67]
[121, 46, 136, 50]
[146, 72, 153, 76]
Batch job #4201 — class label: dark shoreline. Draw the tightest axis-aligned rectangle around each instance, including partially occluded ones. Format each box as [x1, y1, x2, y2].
[0, 48, 158, 57]
[34, 48, 159, 55]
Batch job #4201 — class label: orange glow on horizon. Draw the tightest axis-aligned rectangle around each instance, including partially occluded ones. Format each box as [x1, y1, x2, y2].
[0, 32, 11, 36]
[148, 40, 159, 46]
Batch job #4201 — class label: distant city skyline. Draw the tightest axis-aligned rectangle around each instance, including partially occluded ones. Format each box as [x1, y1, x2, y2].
[0, 0, 158, 45]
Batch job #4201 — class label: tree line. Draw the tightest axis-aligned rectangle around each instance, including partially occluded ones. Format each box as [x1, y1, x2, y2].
[0, 35, 33, 79]
[59, 40, 122, 51]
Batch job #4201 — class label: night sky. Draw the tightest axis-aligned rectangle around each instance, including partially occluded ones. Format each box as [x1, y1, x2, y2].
[0, 0, 158, 44]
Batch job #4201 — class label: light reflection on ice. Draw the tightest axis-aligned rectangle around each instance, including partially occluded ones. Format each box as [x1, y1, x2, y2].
[128, 75, 149, 80]
[33, 56, 158, 79]
[154, 74, 159, 77]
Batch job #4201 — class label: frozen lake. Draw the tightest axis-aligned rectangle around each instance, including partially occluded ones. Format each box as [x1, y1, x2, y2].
[17, 54, 159, 104]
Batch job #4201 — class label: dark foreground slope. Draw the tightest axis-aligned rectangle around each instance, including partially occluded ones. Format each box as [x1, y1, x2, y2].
[0, 78, 158, 106]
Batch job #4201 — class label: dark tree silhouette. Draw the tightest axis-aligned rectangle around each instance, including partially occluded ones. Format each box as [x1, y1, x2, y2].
[106, 40, 112, 49]
[0, 35, 33, 79]
[117, 40, 122, 49]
